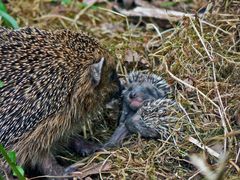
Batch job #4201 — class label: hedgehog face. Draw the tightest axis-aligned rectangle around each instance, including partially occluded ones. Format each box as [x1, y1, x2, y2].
[79, 49, 121, 115]
[57, 30, 122, 115]
[98, 58, 121, 104]
[123, 82, 160, 111]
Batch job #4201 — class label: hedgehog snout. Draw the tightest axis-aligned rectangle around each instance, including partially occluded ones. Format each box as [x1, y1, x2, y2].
[129, 91, 136, 99]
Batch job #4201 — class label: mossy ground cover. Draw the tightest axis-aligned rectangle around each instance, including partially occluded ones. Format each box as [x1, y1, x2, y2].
[2, 0, 240, 179]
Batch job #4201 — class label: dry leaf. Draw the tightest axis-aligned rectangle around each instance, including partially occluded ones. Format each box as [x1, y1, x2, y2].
[210, 142, 224, 156]
[71, 162, 112, 179]
[100, 23, 124, 34]
[124, 50, 141, 63]
[183, 78, 194, 92]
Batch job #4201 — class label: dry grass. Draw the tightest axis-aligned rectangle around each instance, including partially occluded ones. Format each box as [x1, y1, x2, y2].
[2, 0, 240, 179]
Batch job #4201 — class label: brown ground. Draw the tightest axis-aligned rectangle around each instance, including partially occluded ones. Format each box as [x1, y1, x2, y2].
[2, 0, 240, 179]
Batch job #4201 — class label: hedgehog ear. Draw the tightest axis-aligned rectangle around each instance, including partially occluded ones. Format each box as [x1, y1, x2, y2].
[90, 57, 104, 87]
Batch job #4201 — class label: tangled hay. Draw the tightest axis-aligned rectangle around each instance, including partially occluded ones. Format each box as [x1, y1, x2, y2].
[2, 0, 240, 179]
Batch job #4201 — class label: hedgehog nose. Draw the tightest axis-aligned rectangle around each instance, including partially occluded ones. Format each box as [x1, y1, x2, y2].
[129, 91, 136, 99]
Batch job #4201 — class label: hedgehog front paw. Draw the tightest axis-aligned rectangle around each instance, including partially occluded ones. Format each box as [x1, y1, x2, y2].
[70, 137, 103, 157]
[78, 144, 103, 157]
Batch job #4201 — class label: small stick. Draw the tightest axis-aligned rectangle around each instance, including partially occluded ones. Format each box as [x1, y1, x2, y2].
[188, 136, 220, 158]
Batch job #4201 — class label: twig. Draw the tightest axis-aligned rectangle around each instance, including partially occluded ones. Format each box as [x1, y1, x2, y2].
[178, 103, 202, 143]
[36, 14, 80, 25]
[235, 147, 240, 163]
[73, 1, 96, 25]
[98, 7, 130, 30]
[188, 136, 220, 158]
[114, 6, 194, 21]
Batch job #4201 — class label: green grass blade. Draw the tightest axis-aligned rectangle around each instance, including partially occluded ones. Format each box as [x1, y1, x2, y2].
[0, 10, 19, 29]
[0, 144, 25, 180]
[13, 166, 25, 177]
[0, 81, 4, 88]
[0, 0, 7, 12]
[7, 151, 16, 164]
[159, 1, 177, 8]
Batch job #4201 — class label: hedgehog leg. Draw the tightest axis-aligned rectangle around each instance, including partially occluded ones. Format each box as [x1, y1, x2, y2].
[104, 123, 130, 148]
[69, 137, 103, 157]
[126, 114, 159, 138]
[10, 117, 69, 179]
[64, 137, 104, 176]
[118, 103, 132, 124]
[39, 152, 66, 179]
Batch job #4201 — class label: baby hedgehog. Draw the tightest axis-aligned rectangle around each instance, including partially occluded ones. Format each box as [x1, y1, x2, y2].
[0, 27, 120, 178]
[119, 71, 171, 124]
[105, 71, 182, 148]
[126, 98, 180, 139]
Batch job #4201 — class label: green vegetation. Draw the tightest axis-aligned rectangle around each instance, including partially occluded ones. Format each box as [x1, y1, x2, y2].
[0, 0, 19, 29]
[0, 145, 25, 180]
[159, 1, 178, 8]
[0, 0, 239, 179]
[60, 0, 72, 6]
[0, 81, 3, 88]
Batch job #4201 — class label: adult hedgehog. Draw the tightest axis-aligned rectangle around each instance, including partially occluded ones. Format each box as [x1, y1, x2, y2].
[0, 27, 120, 178]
